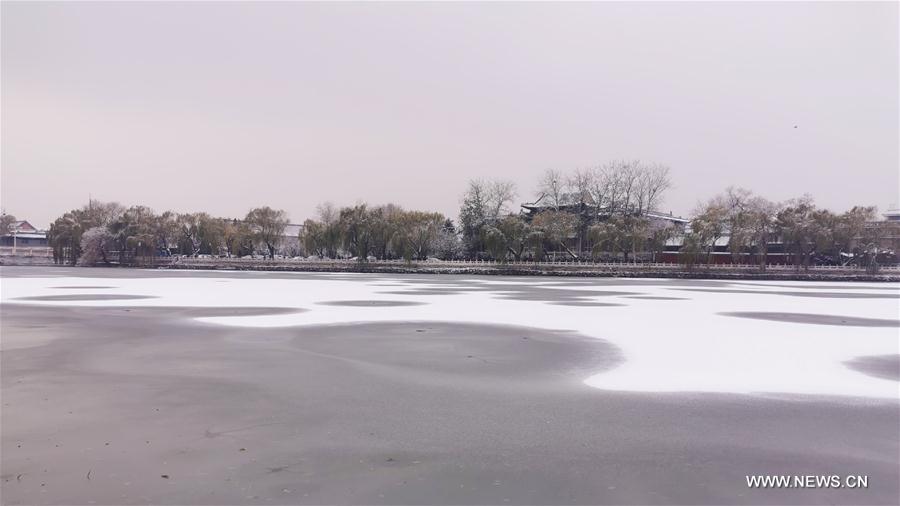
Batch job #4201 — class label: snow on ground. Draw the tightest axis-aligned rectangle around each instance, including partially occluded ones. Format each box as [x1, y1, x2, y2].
[1, 271, 898, 399]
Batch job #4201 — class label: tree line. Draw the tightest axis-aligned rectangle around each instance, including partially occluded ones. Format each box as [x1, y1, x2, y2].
[301, 203, 456, 262]
[458, 161, 675, 262]
[684, 189, 891, 271]
[47, 202, 289, 265]
[41, 159, 895, 268]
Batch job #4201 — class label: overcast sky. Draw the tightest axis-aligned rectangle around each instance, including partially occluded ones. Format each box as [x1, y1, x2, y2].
[2, 1, 897, 228]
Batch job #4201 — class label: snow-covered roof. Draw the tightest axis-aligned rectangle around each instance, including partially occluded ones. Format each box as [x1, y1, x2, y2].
[6, 220, 40, 233]
[3, 219, 47, 238]
[520, 203, 688, 223]
[644, 211, 689, 224]
[6, 232, 47, 239]
[282, 223, 304, 238]
[665, 236, 733, 247]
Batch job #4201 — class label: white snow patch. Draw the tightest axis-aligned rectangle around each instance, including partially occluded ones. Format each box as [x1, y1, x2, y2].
[1, 273, 898, 399]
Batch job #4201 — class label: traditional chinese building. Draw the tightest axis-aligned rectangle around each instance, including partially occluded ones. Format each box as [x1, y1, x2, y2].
[1, 220, 49, 248]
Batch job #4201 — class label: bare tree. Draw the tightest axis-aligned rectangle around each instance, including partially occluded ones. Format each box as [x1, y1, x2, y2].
[634, 163, 672, 214]
[486, 180, 518, 219]
[317, 202, 338, 225]
[567, 169, 594, 207]
[609, 160, 638, 214]
[536, 169, 567, 210]
[565, 169, 597, 255]
[83, 200, 125, 229]
[0, 212, 16, 235]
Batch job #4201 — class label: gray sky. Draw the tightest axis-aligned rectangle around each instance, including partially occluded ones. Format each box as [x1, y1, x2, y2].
[2, 1, 898, 228]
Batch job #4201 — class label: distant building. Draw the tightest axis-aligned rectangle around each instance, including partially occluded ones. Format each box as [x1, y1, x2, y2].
[1, 220, 49, 248]
[659, 235, 793, 265]
[278, 223, 305, 257]
[521, 198, 689, 229]
[658, 211, 900, 265]
[869, 211, 900, 255]
[520, 197, 689, 258]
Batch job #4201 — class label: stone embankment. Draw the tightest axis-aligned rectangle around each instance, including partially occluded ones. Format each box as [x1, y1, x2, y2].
[0, 254, 55, 267]
[155, 258, 900, 282]
[4, 256, 897, 281]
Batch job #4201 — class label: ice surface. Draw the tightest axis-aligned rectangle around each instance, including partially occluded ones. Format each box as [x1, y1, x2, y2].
[2, 271, 898, 399]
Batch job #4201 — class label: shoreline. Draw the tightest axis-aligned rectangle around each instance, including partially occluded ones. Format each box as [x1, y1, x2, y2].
[3, 259, 898, 282]
[167, 263, 900, 282]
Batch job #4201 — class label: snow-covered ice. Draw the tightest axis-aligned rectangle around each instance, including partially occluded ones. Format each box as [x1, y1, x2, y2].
[1, 271, 897, 399]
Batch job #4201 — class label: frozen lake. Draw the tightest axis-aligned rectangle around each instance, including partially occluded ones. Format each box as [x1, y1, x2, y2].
[1, 266, 898, 504]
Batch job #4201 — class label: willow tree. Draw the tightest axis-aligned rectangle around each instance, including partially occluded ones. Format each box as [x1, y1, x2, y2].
[369, 204, 404, 260]
[496, 215, 535, 262]
[532, 210, 578, 260]
[109, 205, 159, 263]
[481, 225, 509, 262]
[245, 207, 288, 259]
[48, 212, 84, 265]
[339, 204, 374, 261]
[301, 219, 326, 258]
[224, 219, 254, 257]
[397, 211, 445, 261]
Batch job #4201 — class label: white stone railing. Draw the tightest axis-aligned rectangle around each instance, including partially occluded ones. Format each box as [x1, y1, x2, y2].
[162, 256, 900, 271]
[0, 246, 53, 257]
